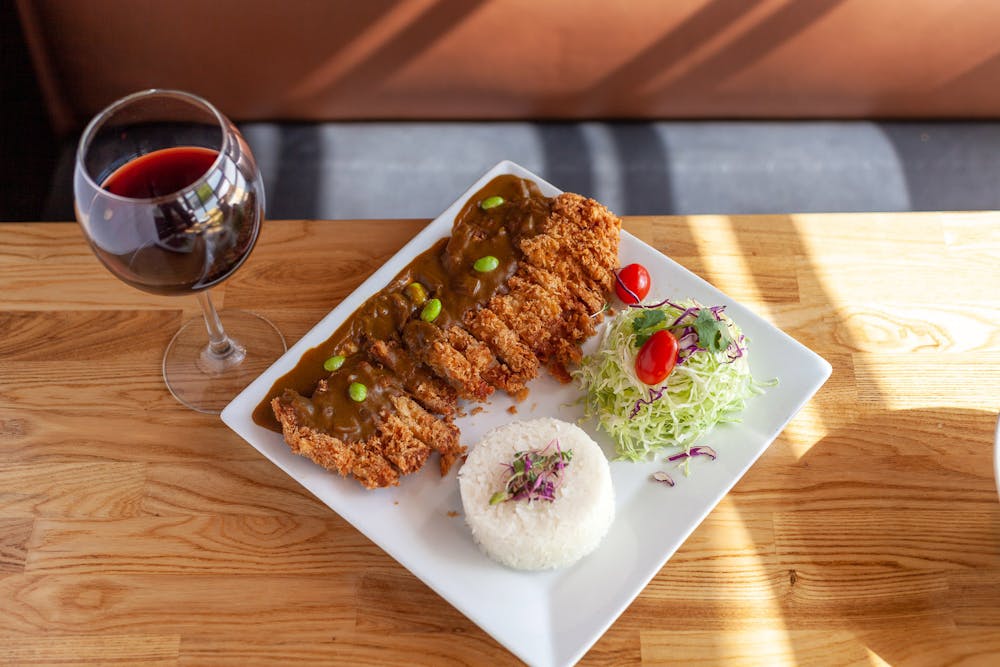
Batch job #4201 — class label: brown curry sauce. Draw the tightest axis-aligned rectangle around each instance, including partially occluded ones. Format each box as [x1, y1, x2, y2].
[252, 175, 550, 438]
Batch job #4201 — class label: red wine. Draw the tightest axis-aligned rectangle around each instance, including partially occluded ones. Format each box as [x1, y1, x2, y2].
[91, 146, 260, 296]
[104, 146, 218, 199]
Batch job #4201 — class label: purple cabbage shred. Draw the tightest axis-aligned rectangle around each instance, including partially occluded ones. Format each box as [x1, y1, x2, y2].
[628, 297, 686, 311]
[652, 471, 675, 486]
[671, 307, 700, 327]
[667, 445, 718, 462]
[614, 270, 641, 304]
[630, 385, 667, 419]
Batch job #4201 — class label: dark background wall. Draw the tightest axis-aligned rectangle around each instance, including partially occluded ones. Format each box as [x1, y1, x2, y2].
[1, 0, 58, 220]
[5, 1, 1000, 223]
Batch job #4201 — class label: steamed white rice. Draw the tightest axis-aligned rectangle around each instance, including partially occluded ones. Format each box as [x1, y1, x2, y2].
[458, 418, 614, 570]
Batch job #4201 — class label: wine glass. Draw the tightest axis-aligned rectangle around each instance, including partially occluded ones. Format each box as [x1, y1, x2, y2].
[74, 89, 286, 414]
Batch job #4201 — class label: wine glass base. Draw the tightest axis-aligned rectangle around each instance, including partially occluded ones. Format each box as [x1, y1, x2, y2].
[163, 309, 286, 414]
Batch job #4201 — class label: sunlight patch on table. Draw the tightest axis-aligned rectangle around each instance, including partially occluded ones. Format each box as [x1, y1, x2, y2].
[689, 215, 777, 320]
[940, 212, 1000, 253]
[854, 352, 1000, 411]
[865, 646, 893, 667]
[642, 628, 865, 665]
[711, 503, 792, 663]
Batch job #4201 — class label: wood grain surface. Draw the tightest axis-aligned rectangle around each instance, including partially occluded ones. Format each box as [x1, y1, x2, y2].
[1, 214, 998, 666]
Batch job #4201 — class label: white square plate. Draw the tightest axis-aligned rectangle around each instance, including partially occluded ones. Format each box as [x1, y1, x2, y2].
[222, 161, 831, 667]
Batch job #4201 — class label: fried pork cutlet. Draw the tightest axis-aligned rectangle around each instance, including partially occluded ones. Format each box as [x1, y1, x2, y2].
[523, 193, 620, 293]
[269, 179, 620, 490]
[274, 378, 463, 489]
[368, 339, 458, 417]
[402, 320, 494, 401]
[463, 307, 538, 398]
[514, 264, 596, 376]
[483, 273, 565, 376]
[274, 386, 402, 489]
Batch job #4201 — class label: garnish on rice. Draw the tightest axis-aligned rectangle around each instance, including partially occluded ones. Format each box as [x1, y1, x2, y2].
[489, 438, 573, 505]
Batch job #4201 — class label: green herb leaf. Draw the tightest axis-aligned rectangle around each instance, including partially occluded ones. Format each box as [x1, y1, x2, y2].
[632, 309, 667, 347]
[489, 491, 507, 505]
[632, 309, 666, 333]
[693, 309, 733, 353]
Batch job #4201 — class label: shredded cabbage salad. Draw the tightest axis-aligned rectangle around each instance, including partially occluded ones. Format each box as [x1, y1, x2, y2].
[574, 299, 767, 461]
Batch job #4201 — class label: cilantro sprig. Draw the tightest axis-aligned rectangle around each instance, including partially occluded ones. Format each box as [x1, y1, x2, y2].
[631, 309, 667, 347]
[630, 300, 737, 359]
[692, 308, 733, 353]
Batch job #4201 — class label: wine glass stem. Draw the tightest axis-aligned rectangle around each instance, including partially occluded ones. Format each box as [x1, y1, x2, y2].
[197, 291, 234, 358]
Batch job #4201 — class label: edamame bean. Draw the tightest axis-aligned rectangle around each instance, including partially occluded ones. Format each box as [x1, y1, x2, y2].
[348, 382, 367, 402]
[404, 281, 427, 305]
[480, 195, 504, 210]
[420, 298, 442, 322]
[323, 355, 345, 372]
[473, 255, 499, 272]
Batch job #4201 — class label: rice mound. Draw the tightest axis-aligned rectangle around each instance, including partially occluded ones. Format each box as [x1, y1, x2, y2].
[459, 417, 614, 570]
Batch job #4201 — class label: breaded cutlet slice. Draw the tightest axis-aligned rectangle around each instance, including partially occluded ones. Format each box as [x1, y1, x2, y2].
[273, 390, 402, 489]
[402, 320, 494, 401]
[519, 193, 620, 296]
[517, 264, 597, 352]
[273, 378, 464, 488]
[463, 307, 539, 398]
[368, 339, 458, 417]
[483, 272, 569, 379]
[444, 326, 498, 388]
[443, 324, 531, 397]
[390, 393, 465, 475]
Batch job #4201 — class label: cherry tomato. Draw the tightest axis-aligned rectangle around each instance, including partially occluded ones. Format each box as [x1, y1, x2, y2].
[635, 329, 678, 385]
[615, 263, 651, 304]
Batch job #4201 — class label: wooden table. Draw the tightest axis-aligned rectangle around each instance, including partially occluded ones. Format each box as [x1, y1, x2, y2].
[1, 214, 998, 666]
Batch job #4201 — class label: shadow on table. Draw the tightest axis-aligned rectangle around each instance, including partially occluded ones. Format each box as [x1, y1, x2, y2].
[695, 209, 999, 662]
[779, 406, 997, 663]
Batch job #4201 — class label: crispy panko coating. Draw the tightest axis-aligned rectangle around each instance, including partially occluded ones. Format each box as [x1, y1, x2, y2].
[368, 339, 458, 416]
[464, 307, 538, 398]
[273, 388, 464, 489]
[480, 193, 620, 382]
[273, 393, 400, 489]
[403, 321, 494, 401]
